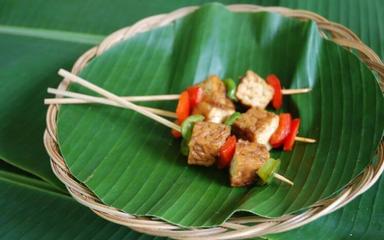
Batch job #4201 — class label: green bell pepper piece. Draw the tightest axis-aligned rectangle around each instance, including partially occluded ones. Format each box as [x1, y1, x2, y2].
[224, 112, 241, 126]
[180, 138, 189, 156]
[223, 78, 238, 101]
[257, 158, 281, 184]
[181, 114, 205, 141]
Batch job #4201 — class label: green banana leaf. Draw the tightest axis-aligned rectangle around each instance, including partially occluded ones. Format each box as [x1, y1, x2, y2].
[1, 0, 277, 189]
[0, 32, 91, 189]
[1, 0, 382, 191]
[2, 161, 383, 239]
[0, 0, 383, 238]
[268, 170, 384, 239]
[0, 170, 163, 240]
[57, 3, 384, 227]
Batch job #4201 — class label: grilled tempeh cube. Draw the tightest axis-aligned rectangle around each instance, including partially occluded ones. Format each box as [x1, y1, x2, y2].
[192, 98, 235, 123]
[230, 140, 269, 187]
[232, 107, 279, 149]
[199, 75, 227, 98]
[192, 75, 235, 123]
[236, 70, 274, 109]
[188, 122, 231, 166]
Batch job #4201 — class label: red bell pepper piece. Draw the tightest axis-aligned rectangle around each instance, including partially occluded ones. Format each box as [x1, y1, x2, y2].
[270, 113, 291, 148]
[176, 91, 190, 123]
[171, 129, 182, 138]
[266, 74, 283, 109]
[171, 120, 182, 138]
[187, 86, 203, 110]
[218, 135, 237, 169]
[283, 118, 301, 151]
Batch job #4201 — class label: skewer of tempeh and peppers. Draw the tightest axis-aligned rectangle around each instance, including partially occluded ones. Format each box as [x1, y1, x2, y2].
[173, 70, 311, 125]
[47, 69, 316, 187]
[172, 71, 315, 187]
[172, 71, 314, 146]
[180, 114, 295, 186]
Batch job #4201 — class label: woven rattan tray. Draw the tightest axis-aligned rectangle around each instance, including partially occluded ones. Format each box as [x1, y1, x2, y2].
[44, 4, 384, 239]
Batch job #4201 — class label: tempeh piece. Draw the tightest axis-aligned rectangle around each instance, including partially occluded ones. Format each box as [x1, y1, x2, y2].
[232, 107, 279, 149]
[230, 140, 269, 187]
[192, 75, 235, 123]
[236, 70, 274, 109]
[188, 122, 231, 166]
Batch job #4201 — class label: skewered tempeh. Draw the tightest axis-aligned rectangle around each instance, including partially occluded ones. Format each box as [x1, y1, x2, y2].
[49, 69, 313, 188]
[230, 140, 269, 187]
[236, 70, 275, 109]
[188, 121, 231, 166]
[192, 76, 235, 123]
[232, 107, 279, 149]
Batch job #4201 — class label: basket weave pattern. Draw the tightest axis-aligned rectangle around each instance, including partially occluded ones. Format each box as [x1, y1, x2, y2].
[44, 5, 384, 239]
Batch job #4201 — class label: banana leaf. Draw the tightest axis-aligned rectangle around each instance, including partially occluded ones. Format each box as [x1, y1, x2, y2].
[0, 33, 92, 189]
[1, 0, 382, 190]
[0, 170, 162, 240]
[0, 0, 278, 189]
[1, 164, 383, 239]
[57, 3, 384, 227]
[0, 0, 383, 237]
[268, 172, 384, 239]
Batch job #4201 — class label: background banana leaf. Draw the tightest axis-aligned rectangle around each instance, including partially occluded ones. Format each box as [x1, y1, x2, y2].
[0, 169, 161, 240]
[0, 0, 383, 238]
[268, 158, 384, 239]
[2, 163, 382, 239]
[57, 3, 383, 227]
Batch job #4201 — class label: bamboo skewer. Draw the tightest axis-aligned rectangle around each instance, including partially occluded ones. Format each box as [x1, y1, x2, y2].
[46, 92, 316, 144]
[45, 88, 310, 105]
[45, 88, 177, 119]
[281, 88, 311, 95]
[47, 88, 312, 104]
[44, 95, 180, 103]
[273, 173, 294, 186]
[116, 94, 180, 101]
[294, 136, 316, 143]
[46, 95, 315, 144]
[57, 69, 181, 132]
[295, 137, 316, 143]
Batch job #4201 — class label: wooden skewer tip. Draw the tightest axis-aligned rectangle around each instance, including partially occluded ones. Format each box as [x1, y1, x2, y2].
[295, 136, 317, 143]
[47, 87, 59, 95]
[58, 69, 78, 84]
[58, 68, 68, 77]
[273, 173, 294, 186]
[282, 88, 312, 95]
[297, 88, 311, 93]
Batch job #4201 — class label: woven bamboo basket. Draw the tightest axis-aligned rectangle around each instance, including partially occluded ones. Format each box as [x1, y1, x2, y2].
[44, 4, 384, 239]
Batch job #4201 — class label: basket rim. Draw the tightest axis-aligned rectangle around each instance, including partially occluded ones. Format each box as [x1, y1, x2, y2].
[44, 4, 384, 239]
